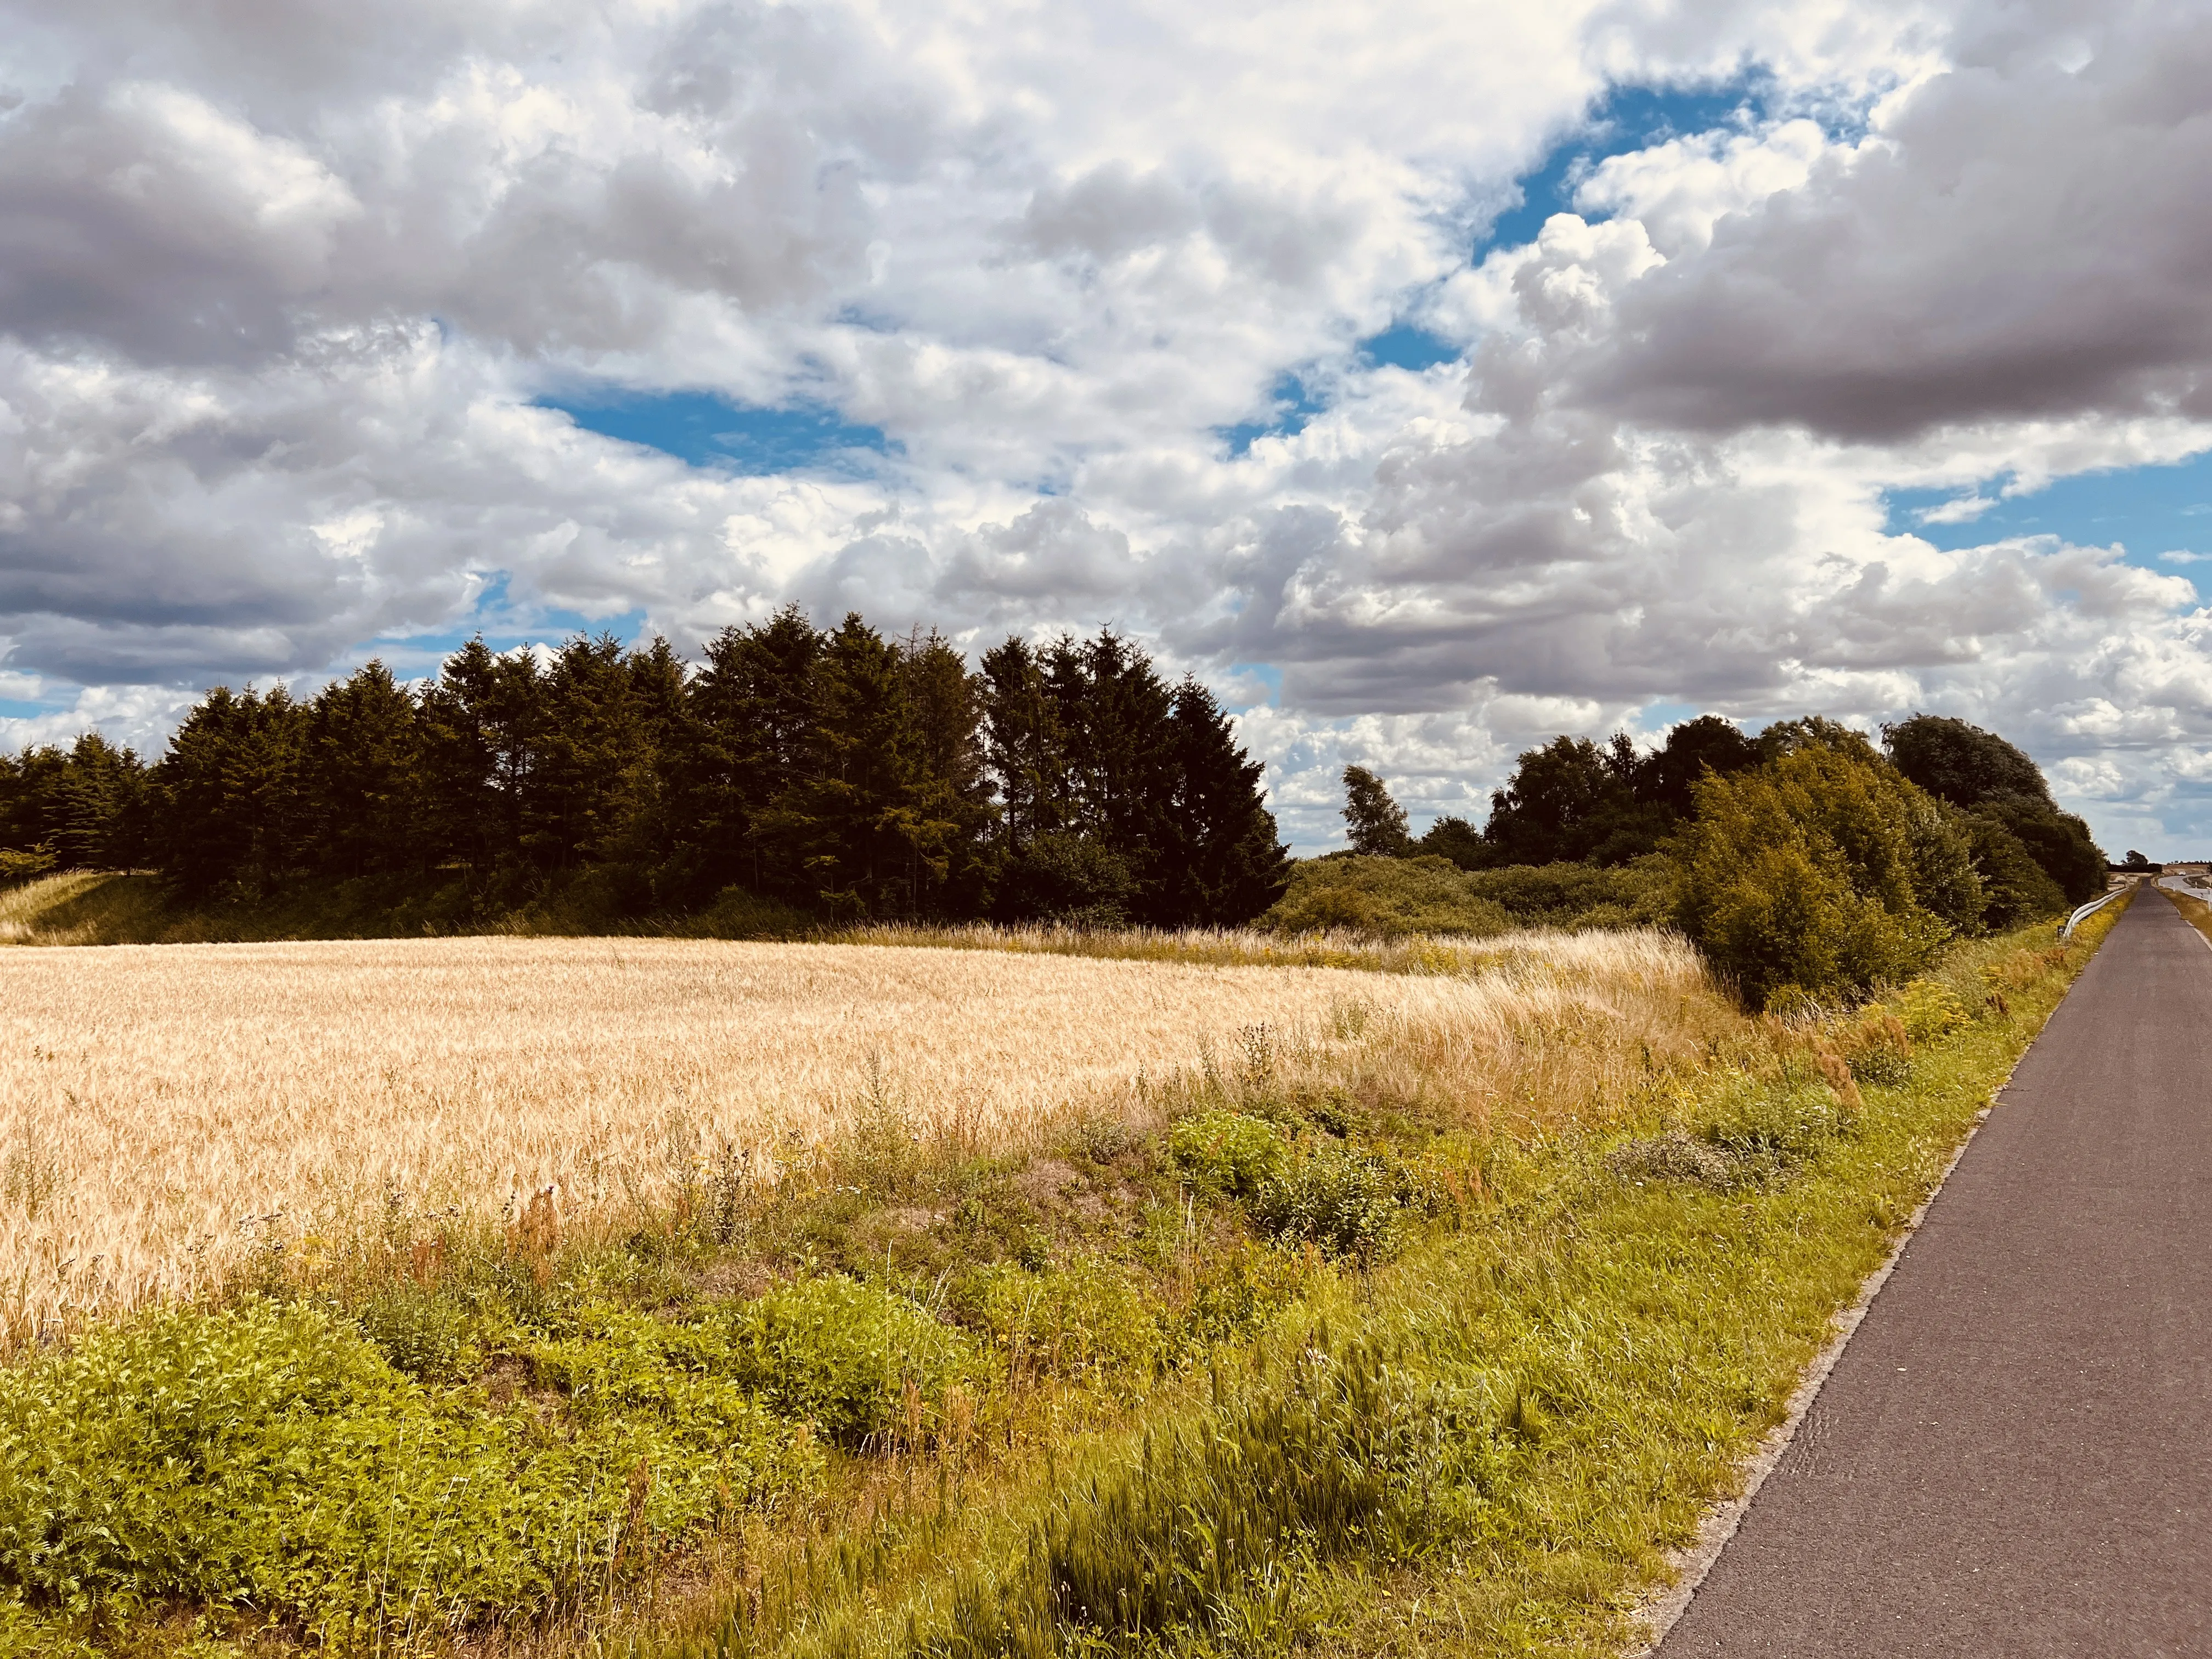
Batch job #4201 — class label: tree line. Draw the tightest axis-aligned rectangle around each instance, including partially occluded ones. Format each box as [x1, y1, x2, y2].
[0, 612, 1291, 928]
[1336, 712, 2111, 1006]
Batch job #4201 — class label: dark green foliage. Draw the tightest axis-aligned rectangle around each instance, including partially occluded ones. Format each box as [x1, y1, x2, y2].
[5, 616, 1285, 930]
[1960, 814, 2069, 927]
[1883, 713, 2106, 904]
[1414, 812, 1484, 866]
[1341, 765, 1411, 856]
[1970, 793, 2107, 905]
[1160, 678, 1291, 924]
[1635, 714, 1762, 815]
[980, 635, 1285, 926]
[0, 733, 149, 877]
[1470, 719, 1758, 869]
[1480, 735, 1648, 866]
[1883, 713, 2049, 809]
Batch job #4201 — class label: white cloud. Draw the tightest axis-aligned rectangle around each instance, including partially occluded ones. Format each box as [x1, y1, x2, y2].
[2, 0, 2211, 854]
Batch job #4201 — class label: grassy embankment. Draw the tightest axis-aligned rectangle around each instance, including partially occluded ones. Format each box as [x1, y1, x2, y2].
[0, 901, 2125, 1658]
[0, 854, 1660, 952]
[2159, 877, 2212, 944]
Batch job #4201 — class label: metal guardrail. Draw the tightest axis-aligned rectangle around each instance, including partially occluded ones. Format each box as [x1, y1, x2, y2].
[2061, 886, 2130, 939]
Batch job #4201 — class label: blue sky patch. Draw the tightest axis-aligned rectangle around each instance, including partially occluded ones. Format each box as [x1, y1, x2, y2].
[1357, 324, 1462, 373]
[1486, 75, 1779, 251]
[538, 390, 895, 474]
[1217, 371, 1332, 456]
[364, 574, 653, 681]
[1887, 450, 2212, 599]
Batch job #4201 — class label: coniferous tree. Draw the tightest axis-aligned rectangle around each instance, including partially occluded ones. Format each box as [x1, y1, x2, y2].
[978, 636, 1062, 855]
[686, 607, 823, 893]
[899, 629, 995, 916]
[1067, 629, 1177, 915]
[303, 662, 424, 877]
[1163, 676, 1290, 924]
[154, 685, 311, 895]
[777, 614, 928, 916]
[417, 639, 522, 870]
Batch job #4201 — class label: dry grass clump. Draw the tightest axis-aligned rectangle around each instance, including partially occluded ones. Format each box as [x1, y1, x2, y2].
[828, 918, 1607, 977]
[0, 929, 1713, 1341]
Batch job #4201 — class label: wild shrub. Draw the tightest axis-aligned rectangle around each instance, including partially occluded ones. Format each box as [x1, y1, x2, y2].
[352, 1277, 481, 1382]
[1166, 1109, 1286, 1197]
[1893, 977, 1972, 1043]
[721, 1277, 981, 1446]
[1249, 1144, 1410, 1261]
[1674, 744, 1955, 1007]
[0, 1301, 803, 1645]
[1260, 854, 1513, 938]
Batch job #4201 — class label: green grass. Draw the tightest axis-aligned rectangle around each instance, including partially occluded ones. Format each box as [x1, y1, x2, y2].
[0, 905, 2124, 1658]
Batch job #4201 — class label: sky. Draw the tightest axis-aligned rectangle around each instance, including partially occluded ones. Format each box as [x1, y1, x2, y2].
[3, 0, 2211, 857]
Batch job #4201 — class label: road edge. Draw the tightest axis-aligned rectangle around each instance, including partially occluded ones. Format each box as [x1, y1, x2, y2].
[1616, 1093, 1992, 1656]
[1618, 898, 2136, 1655]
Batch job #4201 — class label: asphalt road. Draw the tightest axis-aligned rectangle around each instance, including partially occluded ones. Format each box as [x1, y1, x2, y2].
[1657, 892, 2212, 1657]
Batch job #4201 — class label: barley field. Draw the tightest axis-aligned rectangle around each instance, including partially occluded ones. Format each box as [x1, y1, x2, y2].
[0, 929, 1708, 1338]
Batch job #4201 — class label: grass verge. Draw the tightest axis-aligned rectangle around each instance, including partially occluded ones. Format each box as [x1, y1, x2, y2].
[0, 902, 2123, 1658]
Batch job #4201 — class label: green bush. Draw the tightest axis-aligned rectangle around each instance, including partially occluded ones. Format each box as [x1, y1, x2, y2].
[1674, 744, 1955, 1007]
[722, 1277, 980, 1445]
[1167, 1110, 1286, 1197]
[1249, 1145, 1409, 1260]
[1457, 856, 1675, 928]
[353, 1278, 482, 1382]
[0, 1301, 804, 1645]
[1260, 855, 1511, 938]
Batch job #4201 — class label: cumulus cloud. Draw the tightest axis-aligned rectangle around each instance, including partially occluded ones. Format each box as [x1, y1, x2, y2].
[4, 0, 2212, 853]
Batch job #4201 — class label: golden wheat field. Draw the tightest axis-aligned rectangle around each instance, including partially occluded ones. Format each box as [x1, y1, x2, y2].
[0, 929, 1710, 1336]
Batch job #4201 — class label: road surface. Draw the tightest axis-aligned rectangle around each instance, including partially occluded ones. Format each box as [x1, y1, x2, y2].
[1656, 891, 2212, 1657]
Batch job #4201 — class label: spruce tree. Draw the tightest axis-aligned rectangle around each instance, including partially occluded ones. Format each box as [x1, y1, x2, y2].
[778, 614, 929, 916]
[978, 636, 1062, 853]
[899, 629, 995, 915]
[1164, 676, 1290, 924]
[303, 662, 424, 877]
[686, 606, 823, 893]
